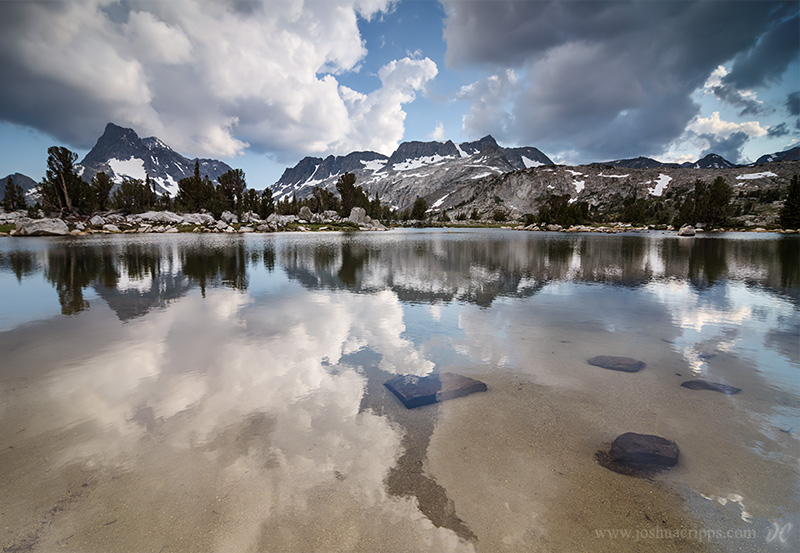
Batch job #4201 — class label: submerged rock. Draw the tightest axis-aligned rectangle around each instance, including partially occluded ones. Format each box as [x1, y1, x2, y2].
[597, 432, 679, 476]
[384, 372, 487, 409]
[681, 380, 741, 395]
[610, 432, 679, 466]
[587, 355, 645, 372]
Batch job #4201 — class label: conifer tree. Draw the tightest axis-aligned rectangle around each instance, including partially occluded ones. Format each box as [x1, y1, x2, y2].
[780, 174, 800, 229]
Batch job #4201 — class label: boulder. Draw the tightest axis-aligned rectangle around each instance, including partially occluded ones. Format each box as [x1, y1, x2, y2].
[89, 214, 106, 226]
[164, 227, 179, 233]
[298, 206, 313, 222]
[103, 224, 121, 233]
[384, 372, 487, 409]
[677, 224, 696, 236]
[74, 222, 86, 231]
[348, 207, 369, 225]
[609, 432, 679, 467]
[215, 220, 229, 230]
[221, 210, 238, 224]
[239, 226, 254, 233]
[587, 355, 645, 372]
[15, 218, 69, 236]
[267, 213, 298, 226]
[130, 210, 184, 225]
[546, 224, 562, 232]
[182, 213, 216, 225]
[681, 380, 741, 395]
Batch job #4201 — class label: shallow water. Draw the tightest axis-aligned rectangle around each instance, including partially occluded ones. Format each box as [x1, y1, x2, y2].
[0, 229, 798, 552]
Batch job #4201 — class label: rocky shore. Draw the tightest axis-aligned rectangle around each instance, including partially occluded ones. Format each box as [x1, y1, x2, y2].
[1, 207, 797, 237]
[0, 206, 388, 237]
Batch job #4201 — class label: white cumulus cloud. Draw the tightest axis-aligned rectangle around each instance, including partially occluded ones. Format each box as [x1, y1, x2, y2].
[0, 0, 433, 162]
[688, 111, 767, 139]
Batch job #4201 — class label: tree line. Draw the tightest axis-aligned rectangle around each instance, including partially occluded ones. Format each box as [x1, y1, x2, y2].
[16, 146, 800, 228]
[28, 146, 275, 219]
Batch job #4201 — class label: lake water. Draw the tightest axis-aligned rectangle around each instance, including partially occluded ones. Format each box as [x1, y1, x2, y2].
[0, 229, 798, 553]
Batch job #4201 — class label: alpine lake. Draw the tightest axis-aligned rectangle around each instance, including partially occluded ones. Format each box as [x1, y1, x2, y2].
[0, 228, 798, 553]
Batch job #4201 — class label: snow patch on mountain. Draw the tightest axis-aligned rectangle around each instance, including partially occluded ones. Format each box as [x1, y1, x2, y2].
[108, 158, 147, 183]
[647, 174, 672, 196]
[598, 173, 630, 178]
[431, 193, 450, 209]
[522, 156, 545, 168]
[573, 179, 585, 194]
[361, 159, 386, 172]
[393, 154, 453, 172]
[736, 171, 777, 180]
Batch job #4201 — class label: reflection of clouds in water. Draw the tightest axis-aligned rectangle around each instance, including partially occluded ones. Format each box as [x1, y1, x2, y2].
[646, 281, 799, 385]
[35, 286, 468, 550]
[48, 286, 433, 455]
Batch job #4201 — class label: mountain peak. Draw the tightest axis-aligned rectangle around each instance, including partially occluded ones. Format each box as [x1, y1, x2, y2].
[693, 153, 737, 169]
[77, 123, 232, 196]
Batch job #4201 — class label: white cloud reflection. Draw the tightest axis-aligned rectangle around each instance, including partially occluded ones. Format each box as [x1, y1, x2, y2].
[15, 284, 467, 551]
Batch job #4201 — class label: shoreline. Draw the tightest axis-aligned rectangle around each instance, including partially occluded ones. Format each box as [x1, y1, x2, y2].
[1, 210, 798, 238]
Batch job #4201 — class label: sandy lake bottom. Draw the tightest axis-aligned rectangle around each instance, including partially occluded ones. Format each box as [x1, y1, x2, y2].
[0, 229, 797, 552]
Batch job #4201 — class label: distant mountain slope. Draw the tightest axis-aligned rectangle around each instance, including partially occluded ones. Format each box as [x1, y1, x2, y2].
[417, 160, 796, 225]
[0, 172, 37, 204]
[76, 123, 233, 197]
[591, 156, 681, 169]
[270, 135, 553, 210]
[755, 146, 800, 164]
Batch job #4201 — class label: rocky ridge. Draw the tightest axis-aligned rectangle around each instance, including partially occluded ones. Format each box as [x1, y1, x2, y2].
[270, 135, 554, 209]
[76, 123, 233, 197]
[429, 160, 798, 227]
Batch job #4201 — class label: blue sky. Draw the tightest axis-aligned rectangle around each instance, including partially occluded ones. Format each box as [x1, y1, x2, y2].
[0, 0, 798, 189]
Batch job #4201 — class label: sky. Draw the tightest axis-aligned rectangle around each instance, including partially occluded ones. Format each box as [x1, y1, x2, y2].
[0, 0, 798, 189]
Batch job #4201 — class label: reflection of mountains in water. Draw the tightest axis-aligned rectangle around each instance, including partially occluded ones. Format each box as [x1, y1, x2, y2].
[12, 232, 798, 318]
[277, 233, 800, 306]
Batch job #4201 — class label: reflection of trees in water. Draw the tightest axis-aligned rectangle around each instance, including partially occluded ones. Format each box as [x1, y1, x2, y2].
[11, 232, 799, 316]
[0, 250, 37, 282]
[45, 246, 118, 315]
[181, 243, 249, 296]
[279, 233, 800, 307]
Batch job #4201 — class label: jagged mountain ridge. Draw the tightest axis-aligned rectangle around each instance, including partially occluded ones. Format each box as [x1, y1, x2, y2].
[76, 123, 233, 197]
[270, 135, 553, 209]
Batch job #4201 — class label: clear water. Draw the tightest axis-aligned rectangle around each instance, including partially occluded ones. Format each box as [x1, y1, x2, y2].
[0, 229, 797, 552]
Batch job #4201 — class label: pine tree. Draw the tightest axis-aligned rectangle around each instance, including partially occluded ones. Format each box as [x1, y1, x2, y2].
[3, 177, 17, 211]
[37, 146, 89, 214]
[411, 196, 428, 220]
[90, 172, 113, 211]
[780, 174, 800, 229]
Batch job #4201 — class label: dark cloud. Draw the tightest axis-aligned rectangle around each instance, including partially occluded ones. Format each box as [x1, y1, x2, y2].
[721, 14, 800, 90]
[788, 91, 800, 116]
[700, 131, 749, 164]
[710, 85, 767, 117]
[443, 0, 798, 161]
[767, 122, 791, 138]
